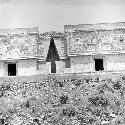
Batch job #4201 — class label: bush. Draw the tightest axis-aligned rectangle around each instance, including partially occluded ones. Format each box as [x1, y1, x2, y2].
[62, 108, 76, 117]
[60, 94, 69, 104]
[113, 81, 122, 90]
[89, 96, 108, 107]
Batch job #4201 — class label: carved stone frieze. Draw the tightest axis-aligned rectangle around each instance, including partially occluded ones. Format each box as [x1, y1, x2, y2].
[65, 29, 125, 55]
[0, 28, 38, 59]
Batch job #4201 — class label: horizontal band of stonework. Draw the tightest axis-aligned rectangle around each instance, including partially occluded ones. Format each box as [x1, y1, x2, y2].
[67, 51, 125, 56]
[38, 56, 67, 61]
[64, 22, 125, 32]
[0, 27, 39, 36]
[0, 56, 38, 61]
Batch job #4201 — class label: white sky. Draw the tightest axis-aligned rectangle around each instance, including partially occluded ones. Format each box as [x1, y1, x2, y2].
[0, 0, 125, 33]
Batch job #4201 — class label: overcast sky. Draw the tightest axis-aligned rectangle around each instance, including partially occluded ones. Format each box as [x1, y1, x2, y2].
[0, 0, 125, 33]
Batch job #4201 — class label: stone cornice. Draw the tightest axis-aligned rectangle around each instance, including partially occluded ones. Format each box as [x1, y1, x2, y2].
[0, 27, 39, 36]
[64, 22, 125, 32]
[39, 31, 64, 38]
[68, 51, 125, 56]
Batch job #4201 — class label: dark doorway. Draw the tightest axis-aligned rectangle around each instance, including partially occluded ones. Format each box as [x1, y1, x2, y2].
[51, 61, 56, 73]
[46, 38, 60, 73]
[94, 59, 104, 71]
[8, 64, 16, 76]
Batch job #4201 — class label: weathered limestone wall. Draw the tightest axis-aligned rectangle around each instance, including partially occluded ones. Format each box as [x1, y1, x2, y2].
[38, 61, 47, 74]
[0, 27, 38, 59]
[0, 61, 5, 77]
[64, 22, 125, 32]
[70, 56, 94, 73]
[56, 61, 65, 73]
[46, 62, 51, 73]
[54, 39, 66, 59]
[38, 61, 65, 74]
[65, 23, 125, 56]
[18, 59, 37, 76]
[69, 54, 125, 73]
[106, 54, 125, 71]
[38, 37, 50, 60]
[0, 27, 38, 35]
[38, 61, 52, 74]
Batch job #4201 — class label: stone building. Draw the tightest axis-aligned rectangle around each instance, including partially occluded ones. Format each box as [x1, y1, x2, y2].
[1, 22, 125, 77]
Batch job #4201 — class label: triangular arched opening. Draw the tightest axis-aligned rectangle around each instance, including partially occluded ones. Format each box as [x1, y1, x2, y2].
[46, 38, 60, 73]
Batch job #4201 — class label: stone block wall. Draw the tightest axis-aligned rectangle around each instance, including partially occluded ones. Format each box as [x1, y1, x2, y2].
[38, 61, 66, 74]
[56, 61, 65, 74]
[69, 54, 125, 73]
[106, 54, 125, 71]
[18, 59, 37, 76]
[46, 62, 51, 73]
[38, 61, 47, 74]
[70, 56, 94, 73]
[0, 61, 5, 77]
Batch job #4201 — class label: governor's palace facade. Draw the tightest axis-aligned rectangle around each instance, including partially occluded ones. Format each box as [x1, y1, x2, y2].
[0, 22, 125, 76]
